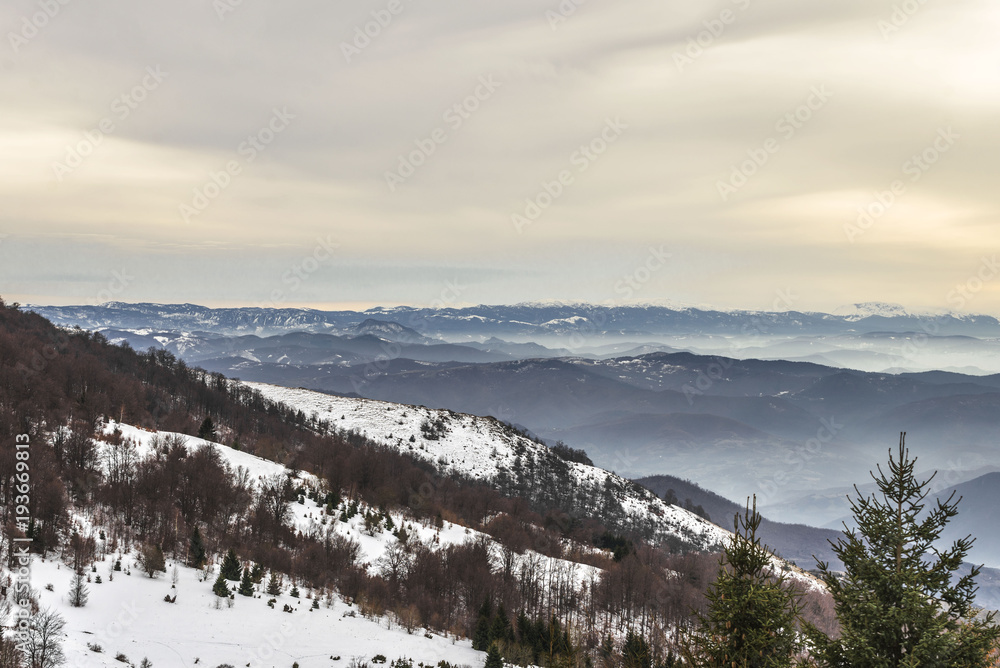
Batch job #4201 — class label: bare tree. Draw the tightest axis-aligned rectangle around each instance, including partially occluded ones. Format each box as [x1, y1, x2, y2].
[25, 608, 66, 668]
[137, 543, 165, 578]
[69, 571, 88, 608]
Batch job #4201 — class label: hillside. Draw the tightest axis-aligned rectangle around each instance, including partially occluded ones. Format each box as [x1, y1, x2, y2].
[244, 382, 731, 552]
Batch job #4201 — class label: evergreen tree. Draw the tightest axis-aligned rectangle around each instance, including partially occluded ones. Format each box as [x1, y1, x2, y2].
[682, 495, 801, 667]
[622, 630, 651, 668]
[473, 598, 493, 651]
[250, 563, 264, 584]
[188, 527, 207, 569]
[484, 643, 504, 668]
[212, 573, 230, 598]
[238, 567, 255, 597]
[266, 571, 282, 596]
[197, 416, 217, 441]
[489, 604, 514, 645]
[220, 548, 241, 581]
[806, 434, 1000, 667]
[69, 571, 89, 607]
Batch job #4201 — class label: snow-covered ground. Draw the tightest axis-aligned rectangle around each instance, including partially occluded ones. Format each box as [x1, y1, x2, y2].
[100, 422, 601, 586]
[244, 382, 732, 551]
[28, 551, 482, 668]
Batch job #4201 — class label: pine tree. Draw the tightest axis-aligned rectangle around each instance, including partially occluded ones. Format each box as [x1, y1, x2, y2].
[806, 434, 1000, 667]
[489, 604, 514, 645]
[197, 416, 216, 441]
[622, 630, 651, 668]
[473, 599, 493, 651]
[266, 571, 282, 596]
[188, 527, 207, 569]
[238, 567, 255, 596]
[484, 643, 504, 668]
[682, 495, 801, 667]
[250, 563, 264, 584]
[212, 573, 230, 598]
[220, 548, 241, 581]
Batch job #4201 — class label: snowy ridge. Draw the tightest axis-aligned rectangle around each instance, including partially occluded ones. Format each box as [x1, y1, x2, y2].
[244, 382, 732, 551]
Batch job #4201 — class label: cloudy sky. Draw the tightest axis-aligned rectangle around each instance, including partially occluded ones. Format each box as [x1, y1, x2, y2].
[2, 0, 999, 313]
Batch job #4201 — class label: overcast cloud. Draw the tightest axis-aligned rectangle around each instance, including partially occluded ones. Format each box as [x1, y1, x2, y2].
[1, 0, 998, 313]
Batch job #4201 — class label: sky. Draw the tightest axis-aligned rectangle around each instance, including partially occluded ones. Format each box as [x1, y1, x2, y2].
[1, 0, 999, 314]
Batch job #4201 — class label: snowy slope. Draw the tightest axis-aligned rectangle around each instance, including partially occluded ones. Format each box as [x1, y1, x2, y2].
[100, 423, 598, 584]
[244, 382, 732, 551]
[8, 421, 614, 668]
[26, 551, 483, 668]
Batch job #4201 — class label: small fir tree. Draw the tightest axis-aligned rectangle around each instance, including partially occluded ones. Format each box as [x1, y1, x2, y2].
[220, 548, 241, 581]
[806, 433, 1000, 667]
[212, 573, 231, 598]
[188, 527, 207, 569]
[682, 495, 802, 667]
[266, 571, 282, 596]
[238, 567, 255, 597]
[484, 643, 504, 668]
[197, 417, 217, 441]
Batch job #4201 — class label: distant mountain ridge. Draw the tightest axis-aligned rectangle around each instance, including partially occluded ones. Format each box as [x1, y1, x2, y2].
[28, 301, 1000, 338]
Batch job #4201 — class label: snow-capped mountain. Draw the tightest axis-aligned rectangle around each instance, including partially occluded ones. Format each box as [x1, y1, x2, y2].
[26, 301, 1000, 339]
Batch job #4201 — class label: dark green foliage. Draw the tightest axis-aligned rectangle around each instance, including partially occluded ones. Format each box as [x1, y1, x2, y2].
[489, 604, 514, 646]
[290, 583, 300, 598]
[188, 527, 207, 569]
[220, 548, 241, 581]
[212, 573, 230, 598]
[622, 630, 651, 668]
[197, 416, 216, 441]
[238, 567, 254, 596]
[473, 600, 492, 651]
[250, 563, 264, 584]
[682, 496, 801, 667]
[549, 441, 593, 466]
[806, 434, 1000, 668]
[594, 532, 634, 562]
[266, 571, 281, 596]
[484, 644, 503, 668]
